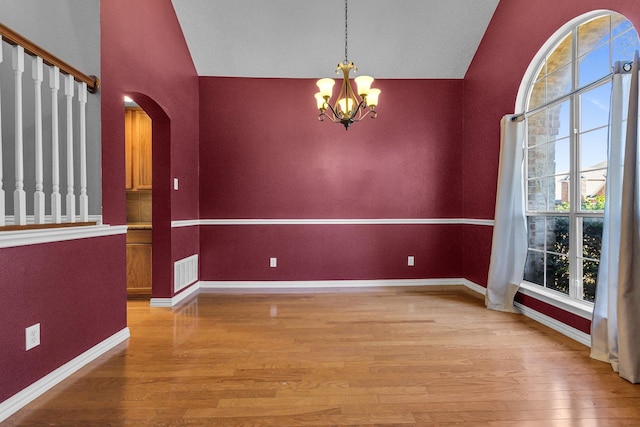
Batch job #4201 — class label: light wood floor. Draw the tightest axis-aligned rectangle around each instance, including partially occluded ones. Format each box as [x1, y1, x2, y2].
[5, 286, 640, 426]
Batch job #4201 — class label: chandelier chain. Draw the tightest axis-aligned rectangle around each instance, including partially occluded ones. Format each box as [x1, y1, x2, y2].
[344, 0, 348, 64]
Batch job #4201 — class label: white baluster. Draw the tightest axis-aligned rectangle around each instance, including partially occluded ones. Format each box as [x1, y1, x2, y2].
[50, 66, 61, 224]
[78, 82, 88, 222]
[12, 45, 26, 225]
[65, 74, 75, 223]
[33, 56, 45, 224]
[0, 45, 4, 226]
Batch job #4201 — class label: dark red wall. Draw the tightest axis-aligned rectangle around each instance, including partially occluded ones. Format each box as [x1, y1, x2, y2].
[462, 1, 640, 317]
[200, 78, 462, 219]
[101, 0, 200, 297]
[200, 224, 461, 281]
[0, 236, 126, 402]
[198, 77, 464, 281]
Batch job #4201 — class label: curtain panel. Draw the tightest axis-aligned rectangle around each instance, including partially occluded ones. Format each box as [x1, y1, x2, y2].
[591, 54, 640, 384]
[486, 115, 527, 313]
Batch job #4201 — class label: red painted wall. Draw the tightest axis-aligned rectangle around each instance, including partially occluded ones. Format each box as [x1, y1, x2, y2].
[200, 224, 461, 281]
[0, 236, 126, 402]
[199, 77, 464, 281]
[462, 1, 640, 318]
[101, 0, 200, 297]
[200, 78, 462, 219]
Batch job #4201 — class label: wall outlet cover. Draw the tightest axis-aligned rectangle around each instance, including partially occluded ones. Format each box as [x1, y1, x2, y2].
[26, 323, 41, 351]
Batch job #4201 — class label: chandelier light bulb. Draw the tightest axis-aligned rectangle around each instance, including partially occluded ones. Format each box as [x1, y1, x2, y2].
[355, 75, 374, 97]
[316, 78, 335, 100]
[366, 88, 381, 107]
[315, 92, 327, 110]
[338, 97, 355, 115]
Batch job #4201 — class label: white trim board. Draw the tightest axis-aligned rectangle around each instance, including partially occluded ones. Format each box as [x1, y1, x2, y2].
[0, 225, 128, 249]
[518, 282, 593, 320]
[172, 218, 495, 227]
[514, 302, 591, 347]
[199, 278, 466, 290]
[152, 278, 479, 306]
[0, 328, 130, 423]
[3, 214, 103, 226]
[150, 281, 201, 307]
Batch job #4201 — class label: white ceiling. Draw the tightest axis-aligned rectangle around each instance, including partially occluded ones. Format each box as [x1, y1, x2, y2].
[171, 0, 500, 79]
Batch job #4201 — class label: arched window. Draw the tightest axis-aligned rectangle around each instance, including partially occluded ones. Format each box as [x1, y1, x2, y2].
[521, 12, 639, 303]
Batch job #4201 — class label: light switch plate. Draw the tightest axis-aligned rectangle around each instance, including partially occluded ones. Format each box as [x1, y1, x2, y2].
[173, 178, 179, 190]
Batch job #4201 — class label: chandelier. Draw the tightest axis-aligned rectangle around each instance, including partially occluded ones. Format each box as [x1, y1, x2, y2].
[314, 0, 380, 130]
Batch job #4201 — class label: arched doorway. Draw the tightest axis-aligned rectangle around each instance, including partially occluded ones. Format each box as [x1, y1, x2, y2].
[123, 93, 172, 300]
[124, 97, 153, 297]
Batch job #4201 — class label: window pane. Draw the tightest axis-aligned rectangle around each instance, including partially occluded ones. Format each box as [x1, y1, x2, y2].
[549, 216, 570, 255]
[582, 217, 604, 258]
[580, 127, 608, 170]
[529, 79, 546, 110]
[579, 44, 611, 87]
[528, 177, 554, 211]
[578, 15, 611, 57]
[547, 33, 572, 74]
[551, 137, 570, 174]
[580, 170, 606, 208]
[554, 175, 570, 211]
[580, 83, 612, 132]
[527, 110, 548, 147]
[612, 28, 640, 64]
[546, 64, 573, 103]
[548, 101, 570, 140]
[524, 250, 545, 286]
[527, 145, 547, 178]
[527, 216, 547, 251]
[527, 139, 568, 179]
[547, 253, 570, 295]
[612, 14, 632, 36]
[582, 259, 598, 302]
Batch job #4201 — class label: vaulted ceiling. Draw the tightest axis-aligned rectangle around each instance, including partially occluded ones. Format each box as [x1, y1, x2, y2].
[171, 0, 500, 79]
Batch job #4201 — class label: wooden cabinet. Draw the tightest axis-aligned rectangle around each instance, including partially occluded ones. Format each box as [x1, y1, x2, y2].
[126, 228, 152, 297]
[125, 108, 152, 190]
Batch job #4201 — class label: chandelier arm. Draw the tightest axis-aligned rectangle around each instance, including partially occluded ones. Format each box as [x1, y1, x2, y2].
[318, 103, 343, 123]
[325, 101, 343, 120]
[347, 100, 379, 122]
[347, 99, 367, 120]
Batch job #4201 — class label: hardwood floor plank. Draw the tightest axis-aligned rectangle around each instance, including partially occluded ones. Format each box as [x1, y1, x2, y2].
[4, 287, 640, 426]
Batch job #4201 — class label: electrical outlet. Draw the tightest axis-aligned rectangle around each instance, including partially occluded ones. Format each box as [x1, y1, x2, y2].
[173, 178, 179, 190]
[25, 323, 40, 351]
[408, 256, 415, 266]
[270, 257, 277, 268]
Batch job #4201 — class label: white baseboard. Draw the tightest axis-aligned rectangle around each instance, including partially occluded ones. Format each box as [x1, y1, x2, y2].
[0, 327, 130, 423]
[514, 302, 591, 347]
[150, 281, 201, 307]
[461, 278, 487, 296]
[199, 278, 465, 290]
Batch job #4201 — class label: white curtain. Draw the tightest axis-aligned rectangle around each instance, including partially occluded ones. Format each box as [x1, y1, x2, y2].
[486, 115, 528, 313]
[591, 54, 640, 383]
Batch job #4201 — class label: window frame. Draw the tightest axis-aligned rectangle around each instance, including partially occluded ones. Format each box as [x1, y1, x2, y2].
[519, 11, 638, 312]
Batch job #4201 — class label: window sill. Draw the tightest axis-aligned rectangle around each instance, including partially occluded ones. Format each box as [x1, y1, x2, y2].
[518, 282, 593, 320]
